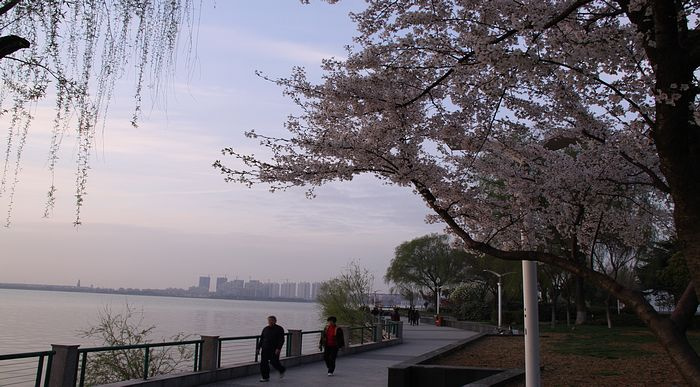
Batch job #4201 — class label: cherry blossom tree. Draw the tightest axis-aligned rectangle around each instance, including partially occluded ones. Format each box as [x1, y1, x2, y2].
[215, 0, 700, 381]
[0, 0, 196, 225]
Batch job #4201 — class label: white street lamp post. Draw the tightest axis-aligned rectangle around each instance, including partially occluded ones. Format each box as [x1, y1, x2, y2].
[482, 270, 515, 328]
[522, 260, 541, 386]
[436, 286, 441, 315]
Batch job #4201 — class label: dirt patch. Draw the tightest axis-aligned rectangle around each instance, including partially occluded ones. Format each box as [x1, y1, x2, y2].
[431, 334, 689, 386]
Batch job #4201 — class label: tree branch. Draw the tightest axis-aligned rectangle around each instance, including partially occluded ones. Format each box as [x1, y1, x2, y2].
[581, 129, 671, 193]
[0, 35, 29, 59]
[539, 58, 656, 129]
[0, 0, 21, 17]
[397, 0, 594, 109]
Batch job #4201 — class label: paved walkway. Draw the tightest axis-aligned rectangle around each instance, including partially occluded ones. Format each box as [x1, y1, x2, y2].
[204, 322, 476, 387]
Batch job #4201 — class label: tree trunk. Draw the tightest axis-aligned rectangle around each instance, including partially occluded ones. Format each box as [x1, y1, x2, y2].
[605, 296, 612, 329]
[566, 296, 570, 327]
[575, 275, 586, 324]
[570, 236, 587, 325]
[642, 307, 700, 385]
[550, 288, 558, 328]
[635, 0, 700, 304]
[671, 283, 699, 334]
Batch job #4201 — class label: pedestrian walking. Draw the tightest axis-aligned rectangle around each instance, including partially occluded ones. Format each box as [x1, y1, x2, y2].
[256, 315, 286, 382]
[414, 309, 420, 325]
[371, 305, 380, 323]
[319, 316, 345, 376]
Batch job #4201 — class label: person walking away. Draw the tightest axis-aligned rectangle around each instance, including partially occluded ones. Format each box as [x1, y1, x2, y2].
[414, 309, 420, 325]
[319, 316, 345, 376]
[391, 308, 401, 322]
[256, 315, 286, 382]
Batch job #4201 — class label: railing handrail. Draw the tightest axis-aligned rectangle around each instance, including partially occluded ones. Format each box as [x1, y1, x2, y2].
[78, 339, 203, 353]
[0, 350, 55, 361]
[218, 334, 261, 341]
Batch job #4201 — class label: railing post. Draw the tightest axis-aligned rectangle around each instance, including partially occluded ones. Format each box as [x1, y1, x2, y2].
[34, 354, 45, 387]
[199, 336, 220, 371]
[288, 330, 302, 357]
[396, 321, 404, 339]
[255, 337, 260, 362]
[195, 342, 200, 371]
[285, 333, 292, 357]
[143, 348, 150, 379]
[48, 345, 79, 387]
[44, 352, 53, 387]
[373, 323, 382, 342]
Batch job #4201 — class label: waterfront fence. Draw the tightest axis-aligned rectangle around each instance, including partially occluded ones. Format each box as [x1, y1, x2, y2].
[0, 350, 53, 387]
[216, 332, 292, 367]
[75, 340, 202, 386]
[0, 320, 401, 386]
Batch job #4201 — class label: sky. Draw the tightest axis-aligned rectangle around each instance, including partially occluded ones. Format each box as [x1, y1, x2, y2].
[0, 1, 443, 291]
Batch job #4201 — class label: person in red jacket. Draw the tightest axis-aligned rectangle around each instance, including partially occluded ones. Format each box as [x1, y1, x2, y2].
[319, 316, 345, 376]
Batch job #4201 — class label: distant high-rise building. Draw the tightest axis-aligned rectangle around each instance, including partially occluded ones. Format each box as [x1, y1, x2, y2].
[311, 282, 322, 300]
[297, 282, 311, 299]
[215, 277, 227, 292]
[198, 276, 211, 292]
[267, 282, 280, 298]
[280, 282, 297, 298]
[246, 280, 262, 297]
[231, 279, 244, 289]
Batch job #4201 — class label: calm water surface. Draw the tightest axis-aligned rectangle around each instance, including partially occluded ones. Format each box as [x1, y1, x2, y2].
[0, 289, 321, 354]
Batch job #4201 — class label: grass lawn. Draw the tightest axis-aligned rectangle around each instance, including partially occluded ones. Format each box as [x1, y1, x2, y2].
[540, 324, 700, 359]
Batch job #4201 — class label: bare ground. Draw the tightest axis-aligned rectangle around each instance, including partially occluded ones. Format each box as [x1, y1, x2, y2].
[431, 333, 692, 386]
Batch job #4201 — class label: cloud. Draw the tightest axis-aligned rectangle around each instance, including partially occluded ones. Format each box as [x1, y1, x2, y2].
[200, 26, 346, 65]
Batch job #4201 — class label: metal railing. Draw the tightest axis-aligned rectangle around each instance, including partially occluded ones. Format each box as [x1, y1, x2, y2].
[299, 330, 322, 355]
[76, 339, 202, 387]
[217, 334, 260, 367]
[346, 321, 399, 346]
[0, 350, 54, 387]
[383, 320, 399, 339]
[1, 321, 401, 387]
[217, 332, 293, 368]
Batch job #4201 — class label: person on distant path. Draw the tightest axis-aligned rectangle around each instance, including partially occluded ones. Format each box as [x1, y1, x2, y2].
[256, 315, 286, 382]
[414, 308, 420, 325]
[319, 316, 345, 376]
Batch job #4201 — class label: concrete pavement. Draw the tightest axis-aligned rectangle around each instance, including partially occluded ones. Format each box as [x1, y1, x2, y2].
[203, 321, 476, 387]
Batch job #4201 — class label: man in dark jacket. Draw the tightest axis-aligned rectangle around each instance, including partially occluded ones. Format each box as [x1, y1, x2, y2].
[256, 315, 286, 382]
[318, 316, 345, 376]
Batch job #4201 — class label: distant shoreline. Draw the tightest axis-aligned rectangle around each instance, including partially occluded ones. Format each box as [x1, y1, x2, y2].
[0, 282, 315, 303]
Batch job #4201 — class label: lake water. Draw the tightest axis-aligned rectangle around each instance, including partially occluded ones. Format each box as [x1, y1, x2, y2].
[0, 289, 321, 355]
